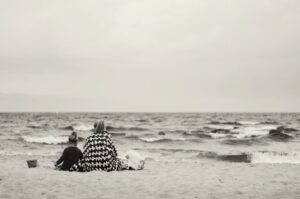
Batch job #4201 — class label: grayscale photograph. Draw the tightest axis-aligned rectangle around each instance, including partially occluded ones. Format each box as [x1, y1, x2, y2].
[0, 0, 299, 199]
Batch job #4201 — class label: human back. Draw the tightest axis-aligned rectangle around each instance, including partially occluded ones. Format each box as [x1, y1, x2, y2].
[70, 121, 126, 172]
[55, 131, 83, 171]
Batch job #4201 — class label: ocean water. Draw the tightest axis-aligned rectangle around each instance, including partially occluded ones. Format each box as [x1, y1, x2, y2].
[1, 112, 300, 164]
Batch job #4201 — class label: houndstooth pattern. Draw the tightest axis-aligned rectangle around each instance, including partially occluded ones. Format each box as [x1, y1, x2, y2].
[70, 131, 126, 172]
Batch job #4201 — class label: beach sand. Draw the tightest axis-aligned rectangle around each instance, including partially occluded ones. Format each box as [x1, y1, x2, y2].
[0, 156, 300, 199]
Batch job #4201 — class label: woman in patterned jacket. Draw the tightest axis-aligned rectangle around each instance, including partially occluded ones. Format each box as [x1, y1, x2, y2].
[70, 121, 127, 172]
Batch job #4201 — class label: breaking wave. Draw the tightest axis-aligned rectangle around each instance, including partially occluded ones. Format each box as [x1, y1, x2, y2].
[27, 124, 45, 129]
[202, 125, 281, 140]
[204, 125, 236, 130]
[139, 137, 187, 143]
[0, 150, 57, 157]
[107, 125, 148, 131]
[208, 121, 242, 125]
[133, 148, 300, 164]
[60, 126, 74, 131]
[238, 121, 260, 125]
[251, 151, 300, 164]
[197, 151, 300, 164]
[222, 138, 266, 146]
[230, 125, 279, 139]
[73, 125, 93, 131]
[22, 136, 69, 145]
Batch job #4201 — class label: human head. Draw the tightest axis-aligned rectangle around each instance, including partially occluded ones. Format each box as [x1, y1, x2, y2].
[68, 131, 78, 146]
[94, 120, 105, 134]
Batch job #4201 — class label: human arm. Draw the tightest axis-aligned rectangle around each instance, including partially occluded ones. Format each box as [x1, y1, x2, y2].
[55, 149, 66, 167]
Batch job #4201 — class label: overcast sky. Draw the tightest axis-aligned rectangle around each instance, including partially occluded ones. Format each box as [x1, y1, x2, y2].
[0, 0, 299, 112]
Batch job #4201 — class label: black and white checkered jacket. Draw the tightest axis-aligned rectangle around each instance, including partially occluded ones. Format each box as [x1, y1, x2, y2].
[70, 131, 125, 172]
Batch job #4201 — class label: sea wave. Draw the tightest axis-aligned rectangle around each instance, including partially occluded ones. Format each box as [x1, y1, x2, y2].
[137, 148, 205, 153]
[251, 151, 300, 164]
[107, 125, 148, 131]
[181, 131, 213, 139]
[133, 148, 300, 164]
[73, 125, 93, 131]
[202, 125, 278, 140]
[111, 132, 126, 136]
[204, 125, 236, 130]
[124, 135, 140, 140]
[0, 150, 57, 157]
[205, 125, 295, 140]
[60, 125, 74, 131]
[260, 121, 279, 125]
[195, 151, 251, 163]
[197, 151, 300, 164]
[139, 137, 187, 143]
[222, 138, 266, 146]
[207, 133, 234, 139]
[238, 121, 260, 125]
[22, 136, 69, 144]
[136, 119, 148, 122]
[27, 124, 45, 129]
[230, 125, 279, 139]
[208, 121, 242, 125]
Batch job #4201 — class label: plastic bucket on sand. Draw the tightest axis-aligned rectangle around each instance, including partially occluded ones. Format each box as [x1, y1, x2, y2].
[27, 160, 39, 168]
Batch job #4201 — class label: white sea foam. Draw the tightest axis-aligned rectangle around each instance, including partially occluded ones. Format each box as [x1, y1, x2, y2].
[251, 151, 300, 164]
[238, 121, 260, 125]
[22, 136, 69, 144]
[206, 125, 279, 139]
[73, 125, 93, 131]
[139, 137, 161, 142]
[208, 133, 231, 139]
[231, 125, 279, 139]
[0, 150, 56, 156]
[205, 125, 236, 130]
[139, 137, 186, 143]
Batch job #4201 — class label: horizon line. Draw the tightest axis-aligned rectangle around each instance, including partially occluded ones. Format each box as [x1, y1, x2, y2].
[0, 111, 299, 114]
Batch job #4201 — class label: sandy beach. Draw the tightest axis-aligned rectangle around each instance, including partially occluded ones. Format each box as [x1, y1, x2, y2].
[1, 155, 299, 199]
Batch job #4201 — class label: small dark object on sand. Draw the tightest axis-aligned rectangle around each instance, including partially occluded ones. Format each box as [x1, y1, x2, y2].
[27, 160, 39, 168]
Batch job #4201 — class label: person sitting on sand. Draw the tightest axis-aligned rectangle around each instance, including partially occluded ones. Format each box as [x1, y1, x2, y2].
[70, 121, 127, 172]
[55, 132, 83, 171]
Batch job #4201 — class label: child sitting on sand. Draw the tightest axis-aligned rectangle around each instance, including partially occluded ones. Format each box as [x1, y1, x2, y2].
[55, 132, 83, 171]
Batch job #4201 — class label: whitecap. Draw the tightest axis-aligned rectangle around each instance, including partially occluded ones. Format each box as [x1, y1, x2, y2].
[251, 151, 300, 164]
[208, 133, 232, 139]
[238, 121, 260, 125]
[0, 150, 57, 156]
[231, 125, 279, 139]
[22, 136, 68, 144]
[139, 137, 186, 143]
[205, 125, 236, 130]
[73, 125, 93, 131]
